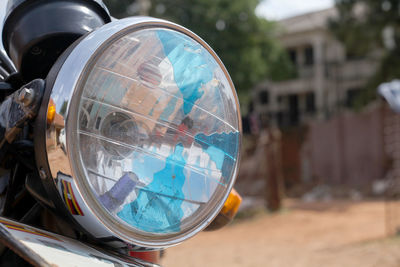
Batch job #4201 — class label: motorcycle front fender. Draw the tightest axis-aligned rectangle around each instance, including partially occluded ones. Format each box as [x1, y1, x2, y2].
[0, 216, 158, 267]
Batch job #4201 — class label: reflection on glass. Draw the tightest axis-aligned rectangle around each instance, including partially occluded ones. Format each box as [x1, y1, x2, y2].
[77, 28, 240, 234]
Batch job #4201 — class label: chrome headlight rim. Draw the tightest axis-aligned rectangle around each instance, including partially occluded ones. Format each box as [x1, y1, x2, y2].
[38, 17, 242, 248]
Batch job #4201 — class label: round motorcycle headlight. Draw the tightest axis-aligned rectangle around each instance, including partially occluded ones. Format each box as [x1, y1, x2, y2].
[37, 17, 241, 247]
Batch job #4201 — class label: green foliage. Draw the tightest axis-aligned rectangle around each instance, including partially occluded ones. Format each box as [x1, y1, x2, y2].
[102, 0, 136, 18]
[330, 0, 400, 107]
[102, 0, 295, 96]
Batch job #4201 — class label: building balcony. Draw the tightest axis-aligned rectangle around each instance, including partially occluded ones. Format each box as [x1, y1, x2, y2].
[326, 59, 378, 81]
[269, 78, 314, 95]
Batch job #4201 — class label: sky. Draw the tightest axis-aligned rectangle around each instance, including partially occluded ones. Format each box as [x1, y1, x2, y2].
[256, 0, 335, 20]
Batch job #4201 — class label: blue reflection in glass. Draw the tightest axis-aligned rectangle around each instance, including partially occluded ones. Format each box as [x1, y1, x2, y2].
[117, 144, 186, 233]
[195, 132, 239, 183]
[157, 30, 213, 115]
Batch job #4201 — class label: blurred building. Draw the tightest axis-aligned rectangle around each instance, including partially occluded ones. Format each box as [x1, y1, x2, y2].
[253, 8, 380, 127]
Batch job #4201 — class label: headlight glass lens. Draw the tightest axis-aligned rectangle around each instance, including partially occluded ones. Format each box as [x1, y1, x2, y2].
[74, 27, 240, 236]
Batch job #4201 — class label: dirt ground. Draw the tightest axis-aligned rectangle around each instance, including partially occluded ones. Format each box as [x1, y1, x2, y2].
[162, 200, 400, 267]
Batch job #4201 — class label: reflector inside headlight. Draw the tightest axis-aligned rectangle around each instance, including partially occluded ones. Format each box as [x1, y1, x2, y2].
[41, 17, 241, 247]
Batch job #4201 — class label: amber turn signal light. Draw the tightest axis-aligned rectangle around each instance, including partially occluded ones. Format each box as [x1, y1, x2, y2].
[205, 188, 242, 231]
[47, 102, 56, 124]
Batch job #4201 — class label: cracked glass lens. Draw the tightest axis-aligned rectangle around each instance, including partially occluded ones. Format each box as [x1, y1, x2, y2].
[77, 28, 240, 234]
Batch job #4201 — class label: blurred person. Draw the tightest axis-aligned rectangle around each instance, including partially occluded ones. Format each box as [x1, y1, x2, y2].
[248, 100, 260, 135]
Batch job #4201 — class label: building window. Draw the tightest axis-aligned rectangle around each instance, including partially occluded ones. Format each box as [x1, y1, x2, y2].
[259, 91, 269, 104]
[346, 88, 362, 108]
[289, 94, 299, 125]
[346, 50, 364, 61]
[306, 92, 316, 113]
[304, 46, 314, 66]
[288, 49, 297, 65]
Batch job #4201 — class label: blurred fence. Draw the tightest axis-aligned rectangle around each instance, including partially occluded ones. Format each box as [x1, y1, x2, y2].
[237, 102, 400, 235]
[305, 103, 385, 188]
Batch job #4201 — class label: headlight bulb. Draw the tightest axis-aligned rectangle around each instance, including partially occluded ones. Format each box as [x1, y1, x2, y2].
[100, 112, 138, 158]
